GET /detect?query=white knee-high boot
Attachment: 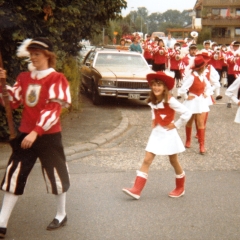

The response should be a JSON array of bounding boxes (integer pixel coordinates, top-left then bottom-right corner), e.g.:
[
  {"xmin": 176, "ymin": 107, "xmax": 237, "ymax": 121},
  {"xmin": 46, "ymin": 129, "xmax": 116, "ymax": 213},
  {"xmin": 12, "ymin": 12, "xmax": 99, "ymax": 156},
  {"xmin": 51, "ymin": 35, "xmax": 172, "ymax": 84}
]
[
  {"xmin": 55, "ymin": 192, "xmax": 66, "ymax": 222},
  {"xmin": 0, "ymin": 192, "xmax": 19, "ymax": 228}
]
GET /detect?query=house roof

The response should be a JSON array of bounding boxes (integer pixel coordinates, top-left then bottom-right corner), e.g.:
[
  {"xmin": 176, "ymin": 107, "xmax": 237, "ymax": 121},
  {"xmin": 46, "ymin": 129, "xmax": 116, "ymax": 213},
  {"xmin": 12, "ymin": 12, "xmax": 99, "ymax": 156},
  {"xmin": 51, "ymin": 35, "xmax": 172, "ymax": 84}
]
[{"xmin": 193, "ymin": 0, "xmax": 202, "ymax": 10}]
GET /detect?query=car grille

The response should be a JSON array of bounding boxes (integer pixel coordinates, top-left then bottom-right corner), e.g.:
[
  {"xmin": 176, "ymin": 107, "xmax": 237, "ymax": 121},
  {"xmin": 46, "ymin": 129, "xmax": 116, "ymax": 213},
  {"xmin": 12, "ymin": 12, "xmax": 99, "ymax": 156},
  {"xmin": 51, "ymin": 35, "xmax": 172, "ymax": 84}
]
[{"xmin": 117, "ymin": 81, "xmax": 149, "ymax": 89}]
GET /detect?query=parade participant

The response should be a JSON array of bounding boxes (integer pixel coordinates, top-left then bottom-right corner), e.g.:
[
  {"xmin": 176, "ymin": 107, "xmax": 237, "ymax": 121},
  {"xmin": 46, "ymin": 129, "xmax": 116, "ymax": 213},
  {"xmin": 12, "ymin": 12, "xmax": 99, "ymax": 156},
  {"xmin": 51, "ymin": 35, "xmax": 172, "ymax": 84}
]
[
  {"xmin": 168, "ymin": 42, "xmax": 183, "ymax": 98},
  {"xmin": 122, "ymin": 71, "xmax": 191, "ymax": 200},
  {"xmin": 152, "ymin": 39, "xmax": 168, "ymax": 71},
  {"xmin": 129, "ymin": 37, "xmax": 142, "ymax": 53},
  {"xmin": 225, "ymin": 73, "xmax": 240, "ymax": 123},
  {"xmin": 202, "ymin": 40, "xmax": 212, "ymax": 53},
  {"xmin": 180, "ymin": 43, "xmax": 198, "ymax": 77},
  {"xmin": 151, "ymin": 37, "xmax": 160, "ymax": 71},
  {"xmin": 193, "ymin": 53, "xmax": 220, "ymax": 139},
  {"xmin": 0, "ymin": 37, "xmax": 71, "ymax": 238},
  {"xmin": 225, "ymin": 41, "xmax": 240, "ymax": 108},
  {"xmin": 209, "ymin": 42, "xmax": 223, "ymax": 90},
  {"xmin": 220, "ymin": 44, "xmax": 228, "ymax": 87},
  {"xmin": 142, "ymin": 34, "xmax": 153, "ymax": 64},
  {"xmin": 179, "ymin": 55, "xmax": 212, "ymax": 154}
]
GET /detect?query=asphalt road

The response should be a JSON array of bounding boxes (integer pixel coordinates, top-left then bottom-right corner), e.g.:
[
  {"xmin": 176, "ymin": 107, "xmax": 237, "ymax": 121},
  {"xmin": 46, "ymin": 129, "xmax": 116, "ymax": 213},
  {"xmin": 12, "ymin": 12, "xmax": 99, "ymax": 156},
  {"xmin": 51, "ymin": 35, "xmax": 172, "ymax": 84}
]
[{"xmin": 0, "ymin": 86, "xmax": 240, "ymax": 240}]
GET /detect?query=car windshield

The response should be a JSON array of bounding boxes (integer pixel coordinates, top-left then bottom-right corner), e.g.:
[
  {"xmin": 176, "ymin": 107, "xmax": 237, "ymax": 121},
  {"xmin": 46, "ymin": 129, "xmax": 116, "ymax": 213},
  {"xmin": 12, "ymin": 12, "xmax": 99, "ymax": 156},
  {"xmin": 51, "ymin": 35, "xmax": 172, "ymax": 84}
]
[{"xmin": 94, "ymin": 53, "xmax": 149, "ymax": 70}]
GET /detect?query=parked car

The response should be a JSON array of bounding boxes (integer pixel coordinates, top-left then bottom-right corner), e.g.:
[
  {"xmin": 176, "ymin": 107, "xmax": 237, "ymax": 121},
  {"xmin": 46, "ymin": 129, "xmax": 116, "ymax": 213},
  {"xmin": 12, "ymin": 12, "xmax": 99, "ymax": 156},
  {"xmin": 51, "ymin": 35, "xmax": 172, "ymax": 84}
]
[{"xmin": 80, "ymin": 47, "xmax": 154, "ymax": 105}]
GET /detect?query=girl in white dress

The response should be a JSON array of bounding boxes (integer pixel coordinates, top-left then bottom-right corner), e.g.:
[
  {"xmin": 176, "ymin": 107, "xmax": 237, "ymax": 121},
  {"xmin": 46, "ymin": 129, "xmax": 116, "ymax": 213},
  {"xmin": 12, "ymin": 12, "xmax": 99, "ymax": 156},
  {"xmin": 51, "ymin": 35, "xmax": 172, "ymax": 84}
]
[
  {"xmin": 179, "ymin": 55, "xmax": 212, "ymax": 154},
  {"xmin": 122, "ymin": 72, "xmax": 192, "ymax": 199}
]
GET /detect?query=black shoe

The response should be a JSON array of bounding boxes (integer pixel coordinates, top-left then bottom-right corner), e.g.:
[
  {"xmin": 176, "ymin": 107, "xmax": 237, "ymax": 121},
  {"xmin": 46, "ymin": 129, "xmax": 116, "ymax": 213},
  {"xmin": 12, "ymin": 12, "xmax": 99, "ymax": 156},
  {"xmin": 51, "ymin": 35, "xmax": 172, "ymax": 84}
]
[
  {"xmin": 0, "ymin": 227, "xmax": 7, "ymax": 239},
  {"xmin": 216, "ymin": 95, "xmax": 222, "ymax": 100},
  {"xmin": 46, "ymin": 215, "xmax": 67, "ymax": 231}
]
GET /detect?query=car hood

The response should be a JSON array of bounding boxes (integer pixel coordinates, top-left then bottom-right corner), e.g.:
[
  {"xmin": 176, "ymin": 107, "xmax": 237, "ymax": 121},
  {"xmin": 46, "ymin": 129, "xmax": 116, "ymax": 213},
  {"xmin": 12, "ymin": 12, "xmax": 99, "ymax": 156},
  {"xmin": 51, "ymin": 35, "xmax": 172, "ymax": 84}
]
[{"xmin": 95, "ymin": 66, "xmax": 154, "ymax": 80}]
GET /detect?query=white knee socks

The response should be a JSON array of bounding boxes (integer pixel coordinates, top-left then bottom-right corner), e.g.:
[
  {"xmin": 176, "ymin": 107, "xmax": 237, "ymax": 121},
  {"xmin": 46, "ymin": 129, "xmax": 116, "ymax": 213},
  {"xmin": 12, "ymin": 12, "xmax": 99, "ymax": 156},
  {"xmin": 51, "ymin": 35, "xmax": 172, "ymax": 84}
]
[
  {"xmin": 0, "ymin": 192, "xmax": 19, "ymax": 228},
  {"xmin": 55, "ymin": 192, "xmax": 66, "ymax": 222}
]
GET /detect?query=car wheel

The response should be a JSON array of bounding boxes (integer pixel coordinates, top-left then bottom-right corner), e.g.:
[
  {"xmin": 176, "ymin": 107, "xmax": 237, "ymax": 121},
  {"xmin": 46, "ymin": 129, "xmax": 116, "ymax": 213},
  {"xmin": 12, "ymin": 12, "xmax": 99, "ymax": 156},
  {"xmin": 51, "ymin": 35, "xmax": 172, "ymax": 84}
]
[{"xmin": 92, "ymin": 83, "xmax": 102, "ymax": 105}]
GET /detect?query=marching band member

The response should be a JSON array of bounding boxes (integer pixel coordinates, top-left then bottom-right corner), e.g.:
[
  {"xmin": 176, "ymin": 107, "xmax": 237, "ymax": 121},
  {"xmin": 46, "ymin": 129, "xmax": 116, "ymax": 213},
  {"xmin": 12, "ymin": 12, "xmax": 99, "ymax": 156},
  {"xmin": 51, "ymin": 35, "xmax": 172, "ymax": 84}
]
[
  {"xmin": 0, "ymin": 37, "xmax": 71, "ymax": 238},
  {"xmin": 225, "ymin": 73, "xmax": 240, "ymax": 123},
  {"xmin": 225, "ymin": 41, "xmax": 240, "ymax": 108},
  {"xmin": 152, "ymin": 39, "xmax": 168, "ymax": 71},
  {"xmin": 142, "ymin": 34, "xmax": 153, "ymax": 65},
  {"xmin": 122, "ymin": 71, "xmax": 191, "ymax": 200},
  {"xmin": 209, "ymin": 42, "xmax": 223, "ymax": 89},
  {"xmin": 168, "ymin": 42, "xmax": 182, "ymax": 98},
  {"xmin": 220, "ymin": 44, "xmax": 228, "ymax": 87},
  {"xmin": 202, "ymin": 40, "xmax": 212, "ymax": 54},
  {"xmin": 179, "ymin": 55, "xmax": 213, "ymax": 154}
]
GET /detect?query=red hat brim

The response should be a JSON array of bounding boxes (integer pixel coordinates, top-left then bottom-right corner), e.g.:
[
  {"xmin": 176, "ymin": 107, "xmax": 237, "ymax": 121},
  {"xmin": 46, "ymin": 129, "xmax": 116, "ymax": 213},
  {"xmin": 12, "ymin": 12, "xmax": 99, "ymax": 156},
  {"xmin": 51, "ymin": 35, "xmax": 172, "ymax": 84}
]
[{"xmin": 146, "ymin": 72, "xmax": 175, "ymax": 90}]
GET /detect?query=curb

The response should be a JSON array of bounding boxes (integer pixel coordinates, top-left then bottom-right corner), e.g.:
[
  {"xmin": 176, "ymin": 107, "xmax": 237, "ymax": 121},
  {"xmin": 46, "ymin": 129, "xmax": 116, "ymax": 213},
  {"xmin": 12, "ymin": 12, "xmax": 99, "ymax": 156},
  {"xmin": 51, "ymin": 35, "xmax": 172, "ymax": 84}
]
[{"xmin": 65, "ymin": 111, "xmax": 129, "ymax": 161}]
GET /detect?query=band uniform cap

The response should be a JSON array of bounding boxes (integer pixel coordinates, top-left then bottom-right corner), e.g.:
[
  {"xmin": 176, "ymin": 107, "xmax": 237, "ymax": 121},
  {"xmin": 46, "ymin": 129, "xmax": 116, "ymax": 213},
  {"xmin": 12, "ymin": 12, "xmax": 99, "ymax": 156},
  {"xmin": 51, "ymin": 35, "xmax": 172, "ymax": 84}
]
[
  {"xmin": 210, "ymin": 42, "xmax": 218, "ymax": 48},
  {"xmin": 232, "ymin": 41, "xmax": 240, "ymax": 46},
  {"xmin": 146, "ymin": 71, "xmax": 175, "ymax": 91},
  {"xmin": 189, "ymin": 43, "xmax": 197, "ymax": 49},
  {"xmin": 191, "ymin": 55, "xmax": 207, "ymax": 70},
  {"xmin": 27, "ymin": 37, "xmax": 53, "ymax": 52},
  {"xmin": 203, "ymin": 40, "xmax": 211, "ymax": 45}
]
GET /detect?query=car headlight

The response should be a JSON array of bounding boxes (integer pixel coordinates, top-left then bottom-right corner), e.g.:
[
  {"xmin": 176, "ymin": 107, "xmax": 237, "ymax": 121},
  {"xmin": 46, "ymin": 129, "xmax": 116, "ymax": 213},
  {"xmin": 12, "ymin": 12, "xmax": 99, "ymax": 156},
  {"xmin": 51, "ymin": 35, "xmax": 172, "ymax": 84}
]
[{"xmin": 99, "ymin": 80, "xmax": 116, "ymax": 87}]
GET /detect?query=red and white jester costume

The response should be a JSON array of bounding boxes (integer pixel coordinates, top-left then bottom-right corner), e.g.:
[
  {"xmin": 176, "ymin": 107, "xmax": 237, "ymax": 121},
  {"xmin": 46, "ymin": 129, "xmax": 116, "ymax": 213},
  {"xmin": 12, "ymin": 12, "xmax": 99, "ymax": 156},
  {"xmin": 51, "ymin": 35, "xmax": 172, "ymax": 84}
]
[
  {"xmin": 0, "ymin": 37, "xmax": 71, "ymax": 238},
  {"xmin": 0, "ymin": 68, "xmax": 71, "ymax": 195}
]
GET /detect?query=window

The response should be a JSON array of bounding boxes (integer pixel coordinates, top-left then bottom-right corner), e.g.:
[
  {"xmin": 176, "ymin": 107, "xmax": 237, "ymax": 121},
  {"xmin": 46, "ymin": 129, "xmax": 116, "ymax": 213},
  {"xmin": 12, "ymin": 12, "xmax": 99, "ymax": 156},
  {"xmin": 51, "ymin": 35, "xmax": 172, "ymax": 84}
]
[
  {"xmin": 236, "ymin": 9, "xmax": 240, "ymax": 16},
  {"xmin": 235, "ymin": 28, "xmax": 240, "ymax": 36},
  {"xmin": 211, "ymin": 28, "xmax": 229, "ymax": 38},
  {"xmin": 212, "ymin": 8, "xmax": 220, "ymax": 15},
  {"xmin": 220, "ymin": 9, "xmax": 227, "ymax": 17}
]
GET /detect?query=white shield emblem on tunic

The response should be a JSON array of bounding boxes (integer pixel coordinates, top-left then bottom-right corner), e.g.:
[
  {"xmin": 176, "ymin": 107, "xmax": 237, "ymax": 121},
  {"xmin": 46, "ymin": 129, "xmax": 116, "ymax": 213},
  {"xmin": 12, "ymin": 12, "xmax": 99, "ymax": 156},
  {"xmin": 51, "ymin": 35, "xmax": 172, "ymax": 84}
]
[{"xmin": 26, "ymin": 84, "xmax": 42, "ymax": 107}]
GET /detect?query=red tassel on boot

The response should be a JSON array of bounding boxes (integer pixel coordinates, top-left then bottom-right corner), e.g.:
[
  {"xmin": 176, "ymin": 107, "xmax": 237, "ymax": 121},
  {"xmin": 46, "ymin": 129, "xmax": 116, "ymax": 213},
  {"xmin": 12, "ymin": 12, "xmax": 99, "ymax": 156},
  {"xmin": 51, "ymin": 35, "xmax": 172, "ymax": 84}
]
[
  {"xmin": 169, "ymin": 172, "xmax": 185, "ymax": 198},
  {"xmin": 185, "ymin": 126, "xmax": 192, "ymax": 148},
  {"xmin": 198, "ymin": 128, "xmax": 206, "ymax": 154},
  {"xmin": 122, "ymin": 171, "xmax": 147, "ymax": 200}
]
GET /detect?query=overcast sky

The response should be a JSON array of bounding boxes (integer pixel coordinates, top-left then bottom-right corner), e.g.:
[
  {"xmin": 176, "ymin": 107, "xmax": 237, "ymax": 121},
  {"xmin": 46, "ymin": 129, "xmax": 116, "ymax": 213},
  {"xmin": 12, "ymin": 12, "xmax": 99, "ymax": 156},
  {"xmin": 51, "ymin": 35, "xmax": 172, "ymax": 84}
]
[{"xmin": 122, "ymin": 0, "xmax": 197, "ymax": 16}]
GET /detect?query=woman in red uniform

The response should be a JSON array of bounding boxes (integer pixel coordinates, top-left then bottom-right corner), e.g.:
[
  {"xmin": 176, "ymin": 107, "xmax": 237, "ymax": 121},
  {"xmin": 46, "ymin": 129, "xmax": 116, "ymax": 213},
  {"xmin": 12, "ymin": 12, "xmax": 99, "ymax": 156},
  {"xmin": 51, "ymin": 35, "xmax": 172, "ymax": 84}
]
[
  {"xmin": 152, "ymin": 39, "xmax": 168, "ymax": 71},
  {"xmin": 0, "ymin": 37, "xmax": 71, "ymax": 238},
  {"xmin": 122, "ymin": 72, "xmax": 191, "ymax": 200},
  {"xmin": 179, "ymin": 55, "xmax": 212, "ymax": 154}
]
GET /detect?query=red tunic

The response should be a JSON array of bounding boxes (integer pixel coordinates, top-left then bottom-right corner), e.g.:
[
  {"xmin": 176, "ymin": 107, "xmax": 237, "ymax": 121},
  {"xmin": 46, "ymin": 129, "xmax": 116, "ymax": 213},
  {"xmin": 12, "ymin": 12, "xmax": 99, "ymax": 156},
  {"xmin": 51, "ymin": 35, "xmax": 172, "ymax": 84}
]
[
  {"xmin": 154, "ymin": 103, "xmax": 175, "ymax": 127},
  {"xmin": 189, "ymin": 74, "xmax": 206, "ymax": 96},
  {"xmin": 0, "ymin": 71, "xmax": 71, "ymax": 136}
]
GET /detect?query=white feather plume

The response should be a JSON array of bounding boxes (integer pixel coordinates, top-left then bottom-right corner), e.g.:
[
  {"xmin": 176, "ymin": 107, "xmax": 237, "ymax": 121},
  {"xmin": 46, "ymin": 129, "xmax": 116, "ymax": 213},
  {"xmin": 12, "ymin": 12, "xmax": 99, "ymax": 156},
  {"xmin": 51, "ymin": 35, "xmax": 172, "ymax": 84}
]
[{"xmin": 16, "ymin": 38, "xmax": 32, "ymax": 58}]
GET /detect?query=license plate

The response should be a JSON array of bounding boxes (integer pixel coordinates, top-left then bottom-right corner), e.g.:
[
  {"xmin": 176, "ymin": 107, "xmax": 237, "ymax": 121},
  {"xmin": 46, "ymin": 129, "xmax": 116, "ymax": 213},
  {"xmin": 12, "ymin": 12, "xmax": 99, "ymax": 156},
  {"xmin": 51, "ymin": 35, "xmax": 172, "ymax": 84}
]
[{"xmin": 128, "ymin": 94, "xmax": 140, "ymax": 99}]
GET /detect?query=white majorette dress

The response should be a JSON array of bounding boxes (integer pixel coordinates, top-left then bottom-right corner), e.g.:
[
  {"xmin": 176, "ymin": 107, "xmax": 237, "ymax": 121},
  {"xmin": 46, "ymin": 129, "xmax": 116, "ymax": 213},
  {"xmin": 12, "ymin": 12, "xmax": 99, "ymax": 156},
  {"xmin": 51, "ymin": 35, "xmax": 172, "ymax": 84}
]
[
  {"xmin": 225, "ymin": 75, "xmax": 240, "ymax": 123},
  {"xmin": 179, "ymin": 71, "xmax": 213, "ymax": 113},
  {"xmin": 145, "ymin": 96, "xmax": 192, "ymax": 155}
]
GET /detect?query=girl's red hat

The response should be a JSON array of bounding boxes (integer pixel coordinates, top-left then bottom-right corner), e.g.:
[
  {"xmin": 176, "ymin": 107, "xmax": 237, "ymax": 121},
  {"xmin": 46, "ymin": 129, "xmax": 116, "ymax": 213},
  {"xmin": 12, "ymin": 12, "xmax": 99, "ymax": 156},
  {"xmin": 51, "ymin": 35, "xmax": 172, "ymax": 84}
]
[
  {"xmin": 146, "ymin": 71, "xmax": 175, "ymax": 90},
  {"xmin": 191, "ymin": 55, "xmax": 207, "ymax": 70}
]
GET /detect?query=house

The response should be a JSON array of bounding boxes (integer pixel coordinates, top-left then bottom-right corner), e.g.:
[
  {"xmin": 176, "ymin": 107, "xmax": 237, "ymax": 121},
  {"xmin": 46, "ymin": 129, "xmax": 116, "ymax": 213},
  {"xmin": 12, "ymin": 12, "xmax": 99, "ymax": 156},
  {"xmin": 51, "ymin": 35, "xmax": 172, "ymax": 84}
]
[{"xmin": 192, "ymin": 0, "xmax": 240, "ymax": 45}]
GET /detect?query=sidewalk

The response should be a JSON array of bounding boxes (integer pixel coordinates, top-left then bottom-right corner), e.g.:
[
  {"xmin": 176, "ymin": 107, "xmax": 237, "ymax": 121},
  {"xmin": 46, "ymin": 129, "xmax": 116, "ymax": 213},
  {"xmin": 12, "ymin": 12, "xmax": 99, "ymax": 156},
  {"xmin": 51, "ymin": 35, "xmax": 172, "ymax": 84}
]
[{"xmin": 0, "ymin": 95, "xmax": 129, "ymax": 169}]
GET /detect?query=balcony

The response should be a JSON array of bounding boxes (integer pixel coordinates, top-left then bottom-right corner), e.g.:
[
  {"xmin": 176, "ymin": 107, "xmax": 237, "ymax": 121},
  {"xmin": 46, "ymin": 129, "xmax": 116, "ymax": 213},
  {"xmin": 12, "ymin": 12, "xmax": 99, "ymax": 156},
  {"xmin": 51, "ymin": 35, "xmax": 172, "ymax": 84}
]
[
  {"xmin": 202, "ymin": 17, "xmax": 240, "ymax": 26},
  {"xmin": 203, "ymin": 0, "xmax": 240, "ymax": 7},
  {"xmin": 210, "ymin": 37, "xmax": 240, "ymax": 45}
]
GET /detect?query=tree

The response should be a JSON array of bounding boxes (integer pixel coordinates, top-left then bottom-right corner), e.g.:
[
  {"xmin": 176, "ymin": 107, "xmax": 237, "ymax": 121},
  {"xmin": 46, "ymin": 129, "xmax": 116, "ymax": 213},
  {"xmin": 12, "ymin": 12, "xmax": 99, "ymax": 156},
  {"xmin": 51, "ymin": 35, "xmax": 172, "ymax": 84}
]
[
  {"xmin": 0, "ymin": 0, "xmax": 127, "ymax": 80},
  {"xmin": 0, "ymin": 0, "xmax": 127, "ymax": 140}
]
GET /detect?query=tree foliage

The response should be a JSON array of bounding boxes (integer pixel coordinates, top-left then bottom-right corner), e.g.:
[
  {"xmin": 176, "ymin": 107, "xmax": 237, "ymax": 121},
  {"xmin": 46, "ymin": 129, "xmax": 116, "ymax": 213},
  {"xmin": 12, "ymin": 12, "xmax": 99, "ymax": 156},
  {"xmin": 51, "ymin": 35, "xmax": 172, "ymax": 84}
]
[{"xmin": 0, "ymin": 0, "xmax": 127, "ymax": 81}]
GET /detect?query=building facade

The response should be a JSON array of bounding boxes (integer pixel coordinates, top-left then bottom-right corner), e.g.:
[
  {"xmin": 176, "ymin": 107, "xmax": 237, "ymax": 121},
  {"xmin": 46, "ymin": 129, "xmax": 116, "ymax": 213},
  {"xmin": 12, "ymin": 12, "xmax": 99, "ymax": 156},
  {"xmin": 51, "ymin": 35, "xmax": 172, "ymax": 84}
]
[{"xmin": 192, "ymin": 0, "xmax": 240, "ymax": 45}]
